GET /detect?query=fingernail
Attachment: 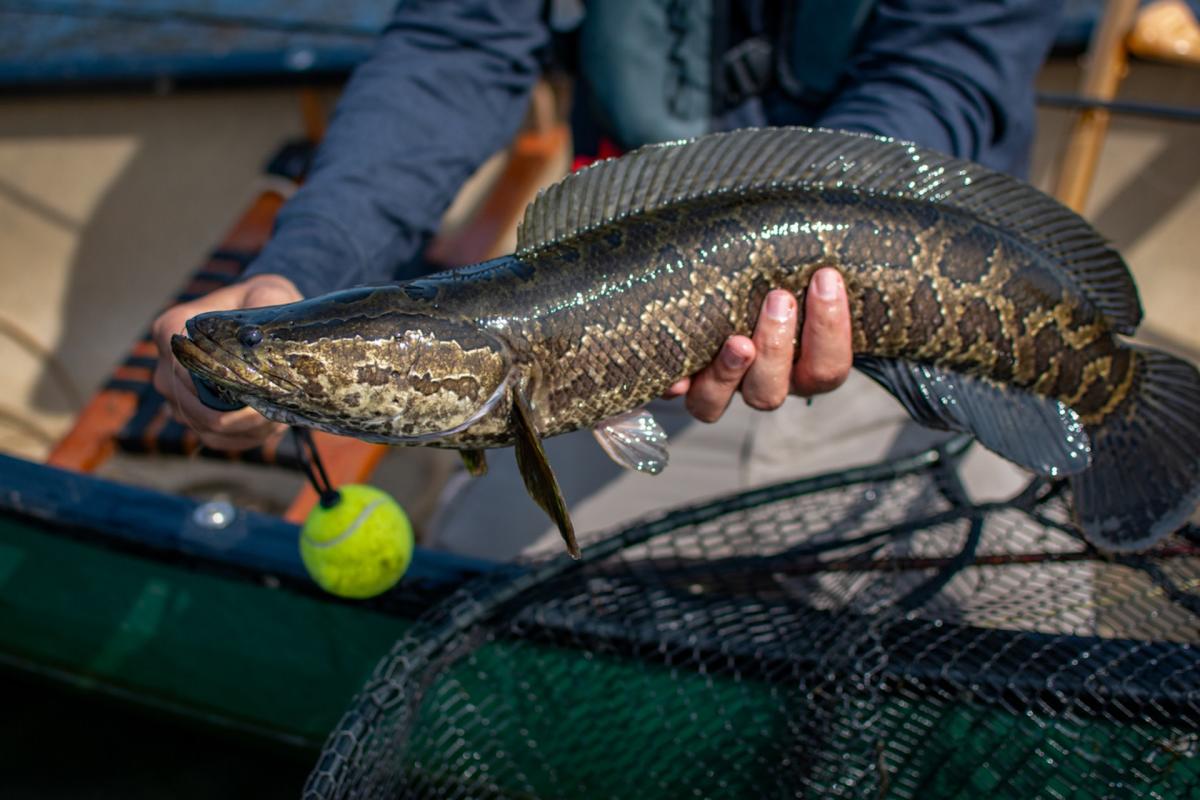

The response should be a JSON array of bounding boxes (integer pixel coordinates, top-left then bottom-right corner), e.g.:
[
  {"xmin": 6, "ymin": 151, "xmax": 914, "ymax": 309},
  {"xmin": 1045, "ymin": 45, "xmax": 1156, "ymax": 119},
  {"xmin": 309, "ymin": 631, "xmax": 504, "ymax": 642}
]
[
  {"xmin": 814, "ymin": 269, "xmax": 841, "ymax": 300},
  {"xmin": 721, "ymin": 345, "xmax": 750, "ymax": 369},
  {"xmin": 765, "ymin": 292, "xmax": 794, "ymax": 322}
]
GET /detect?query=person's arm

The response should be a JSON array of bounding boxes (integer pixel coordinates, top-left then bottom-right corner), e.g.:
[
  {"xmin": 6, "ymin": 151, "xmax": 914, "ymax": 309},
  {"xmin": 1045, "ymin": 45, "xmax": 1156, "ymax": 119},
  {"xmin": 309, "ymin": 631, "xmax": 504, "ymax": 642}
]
[
  {"xmin": 243, "ymin": 0, "xmax": 550, "ymax": 298},
  {"xmin": 153, "ymin": 1, "xmax": 549, "ymax": 450},
  {"xmin": 817, "ymin": 0, "xmax": 1064, "ymax": 176}
]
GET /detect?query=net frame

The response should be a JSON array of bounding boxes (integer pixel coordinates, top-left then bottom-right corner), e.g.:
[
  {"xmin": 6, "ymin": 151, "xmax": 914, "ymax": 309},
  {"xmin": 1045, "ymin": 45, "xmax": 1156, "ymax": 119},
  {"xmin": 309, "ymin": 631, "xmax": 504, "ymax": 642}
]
[{"xmin": 306, "ymin": 436, "xmax": 1199, "ymax": 799}]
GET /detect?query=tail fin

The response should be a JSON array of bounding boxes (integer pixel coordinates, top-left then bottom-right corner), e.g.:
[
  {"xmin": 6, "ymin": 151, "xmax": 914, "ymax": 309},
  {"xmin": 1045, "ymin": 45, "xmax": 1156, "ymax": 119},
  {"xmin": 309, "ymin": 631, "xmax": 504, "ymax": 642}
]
[{"xmin": 1071, "ymin": 347, "xmax": 1200, "ymax": 551}]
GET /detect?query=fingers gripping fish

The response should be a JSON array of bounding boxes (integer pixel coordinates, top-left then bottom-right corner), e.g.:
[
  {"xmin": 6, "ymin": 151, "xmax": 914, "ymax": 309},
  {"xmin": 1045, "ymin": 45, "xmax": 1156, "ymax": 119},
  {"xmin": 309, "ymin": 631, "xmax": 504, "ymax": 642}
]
[{"xmin": 173, "ymin": 127, "xmax": 1200, "ymax": 558}]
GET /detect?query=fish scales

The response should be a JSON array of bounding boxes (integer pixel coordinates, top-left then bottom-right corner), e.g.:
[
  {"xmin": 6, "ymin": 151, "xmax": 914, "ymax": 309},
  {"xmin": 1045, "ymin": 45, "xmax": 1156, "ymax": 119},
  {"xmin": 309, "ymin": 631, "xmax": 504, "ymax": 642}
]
[
  {"xmin": 172, "ymin": 126, "xmax": 1200, "ymax": 555},
  {"xmin": 396, "ymin": 187, "xmax": 1131, "ymax": 442}
]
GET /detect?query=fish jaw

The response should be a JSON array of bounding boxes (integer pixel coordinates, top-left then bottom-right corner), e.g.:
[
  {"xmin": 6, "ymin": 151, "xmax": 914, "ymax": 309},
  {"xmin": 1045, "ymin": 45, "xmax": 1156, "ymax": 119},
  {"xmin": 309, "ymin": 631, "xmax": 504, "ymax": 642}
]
[
  {"xmin": 171, "ymin": 329, "xmax": 377, "ymax": 436},
  {"xmin": 170, "ymin": 328, "xmax": 300, "ymax": 405}
]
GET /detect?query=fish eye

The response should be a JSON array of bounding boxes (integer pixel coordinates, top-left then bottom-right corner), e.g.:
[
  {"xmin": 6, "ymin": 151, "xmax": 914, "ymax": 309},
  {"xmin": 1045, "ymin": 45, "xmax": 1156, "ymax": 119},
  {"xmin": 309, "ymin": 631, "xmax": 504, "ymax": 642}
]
[{"xmin": 237, "ymin": 325, "xmax": 264, "ymax": 348}]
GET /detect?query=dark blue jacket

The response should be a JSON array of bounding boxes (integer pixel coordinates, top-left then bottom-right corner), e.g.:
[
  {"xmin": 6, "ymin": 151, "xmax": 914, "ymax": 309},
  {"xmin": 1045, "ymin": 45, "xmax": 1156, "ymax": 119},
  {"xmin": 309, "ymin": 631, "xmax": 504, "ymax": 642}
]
[{"xmin": 245, "ymin": 0, "xmax": 1063, "ymax": 298}]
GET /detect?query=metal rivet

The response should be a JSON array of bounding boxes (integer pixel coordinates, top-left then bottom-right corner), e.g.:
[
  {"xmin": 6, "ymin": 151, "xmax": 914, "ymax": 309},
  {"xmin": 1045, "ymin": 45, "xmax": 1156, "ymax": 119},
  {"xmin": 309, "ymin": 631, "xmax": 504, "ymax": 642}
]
[{"xmin": 192, "ymin": 500, "xmax": 236, "ymax": 530}]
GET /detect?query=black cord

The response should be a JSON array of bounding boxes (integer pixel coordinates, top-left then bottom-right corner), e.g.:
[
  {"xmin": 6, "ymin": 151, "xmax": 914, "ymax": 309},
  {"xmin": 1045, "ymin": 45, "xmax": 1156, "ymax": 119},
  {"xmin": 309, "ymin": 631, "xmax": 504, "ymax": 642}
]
[{"xmin": 292, "ymin": 427, "xmax": 341, "ymax": 509}]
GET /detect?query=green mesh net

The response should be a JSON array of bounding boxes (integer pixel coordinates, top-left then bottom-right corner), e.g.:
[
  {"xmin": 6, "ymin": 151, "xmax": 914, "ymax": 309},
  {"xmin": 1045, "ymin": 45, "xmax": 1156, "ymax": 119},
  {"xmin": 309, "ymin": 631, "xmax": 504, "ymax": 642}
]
[{"xmin": 305, "ymin": 437, "xmax": 1199, "ymax": 799}]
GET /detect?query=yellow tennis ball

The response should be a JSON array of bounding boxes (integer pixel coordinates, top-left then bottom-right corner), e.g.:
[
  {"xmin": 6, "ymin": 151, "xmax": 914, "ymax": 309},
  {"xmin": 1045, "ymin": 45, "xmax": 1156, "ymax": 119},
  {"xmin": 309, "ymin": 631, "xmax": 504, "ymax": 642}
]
[{"xmin": 299, "ymin": 484, "xmax": 413, "ymax": 599}]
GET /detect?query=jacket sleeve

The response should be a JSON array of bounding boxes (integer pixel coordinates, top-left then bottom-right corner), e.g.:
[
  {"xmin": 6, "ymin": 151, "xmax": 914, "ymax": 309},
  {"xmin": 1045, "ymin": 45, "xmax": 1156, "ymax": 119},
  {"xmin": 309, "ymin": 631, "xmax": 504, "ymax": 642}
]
[
  {"xmin": 816, "ymin": 0, "xmax": 1063, "ymax": 176},
  {"xmin": 243, "ymin": 0, "xmax": 548, "ymax": 298}
]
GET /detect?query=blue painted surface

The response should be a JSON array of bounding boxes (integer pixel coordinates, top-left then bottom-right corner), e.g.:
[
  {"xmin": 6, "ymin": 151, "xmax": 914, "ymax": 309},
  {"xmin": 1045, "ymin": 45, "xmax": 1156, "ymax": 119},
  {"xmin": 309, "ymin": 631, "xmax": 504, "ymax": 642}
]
[
  {"xmin": 0, "ymin": 451, "xmax": 497, "ymax": 593},
  {"xmin": 0, "ymin": 0, "xmax": 396, "ymax": 85}
]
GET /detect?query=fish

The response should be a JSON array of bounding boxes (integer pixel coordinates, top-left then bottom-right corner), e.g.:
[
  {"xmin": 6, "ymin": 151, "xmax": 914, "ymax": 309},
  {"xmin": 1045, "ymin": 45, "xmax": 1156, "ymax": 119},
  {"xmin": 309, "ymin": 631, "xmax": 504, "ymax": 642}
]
[{"xmin": 172, "ymin": 126, "xmax": 1200, "ymax": 559}]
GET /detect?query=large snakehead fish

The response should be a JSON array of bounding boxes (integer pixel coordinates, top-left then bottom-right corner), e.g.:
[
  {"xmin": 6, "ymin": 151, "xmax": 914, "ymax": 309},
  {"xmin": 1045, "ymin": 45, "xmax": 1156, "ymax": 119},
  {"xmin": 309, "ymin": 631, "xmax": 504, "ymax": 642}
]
[{"xmin": 173, "ymin": 127, "xmax": 1200, "ymax": 558}]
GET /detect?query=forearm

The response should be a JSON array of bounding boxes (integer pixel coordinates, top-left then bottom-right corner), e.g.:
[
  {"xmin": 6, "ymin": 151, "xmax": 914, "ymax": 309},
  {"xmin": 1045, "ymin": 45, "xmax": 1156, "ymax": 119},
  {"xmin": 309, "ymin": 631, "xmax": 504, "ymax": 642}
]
[
  {"xmin": 817, "ymin": 0, "xmax": 1064, "ymax": 176},
  {"xmin": 245, "ymin": 0, "xmax": 548, "ymax": 297}
]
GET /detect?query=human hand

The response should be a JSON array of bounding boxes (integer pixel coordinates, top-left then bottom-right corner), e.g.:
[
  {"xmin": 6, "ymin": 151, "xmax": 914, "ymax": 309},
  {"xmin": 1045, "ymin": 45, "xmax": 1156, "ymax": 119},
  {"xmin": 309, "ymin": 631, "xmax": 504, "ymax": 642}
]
[
  {"xmin": 151, "ymin": 273, "xmax": 303, "ymax": 451},
  {"xmin": 665, "ymin": 267, "xmax": 852, "ymax": 422}
]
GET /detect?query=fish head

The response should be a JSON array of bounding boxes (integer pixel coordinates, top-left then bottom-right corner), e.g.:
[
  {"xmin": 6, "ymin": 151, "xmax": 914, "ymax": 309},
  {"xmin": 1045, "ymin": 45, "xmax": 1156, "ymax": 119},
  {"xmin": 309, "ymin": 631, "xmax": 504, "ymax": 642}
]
[{"xmin": 171, "ymin": 287, "xmax": 513, "ymax": 442}]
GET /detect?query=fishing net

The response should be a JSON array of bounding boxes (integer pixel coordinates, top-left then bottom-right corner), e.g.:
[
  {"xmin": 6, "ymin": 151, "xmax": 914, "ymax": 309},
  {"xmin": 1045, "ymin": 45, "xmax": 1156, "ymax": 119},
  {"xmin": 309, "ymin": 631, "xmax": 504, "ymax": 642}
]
[{"xmin": 305, "ymin": 436, "xmax": 1200, "ymax": 799}]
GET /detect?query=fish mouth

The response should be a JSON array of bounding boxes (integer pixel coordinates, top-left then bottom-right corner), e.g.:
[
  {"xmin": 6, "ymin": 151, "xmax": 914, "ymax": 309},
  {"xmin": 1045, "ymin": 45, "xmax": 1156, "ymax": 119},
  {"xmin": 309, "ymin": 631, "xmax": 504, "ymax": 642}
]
[{"xmin": 170, "ymin": 327, "xmax": 298, "ymax": 401}]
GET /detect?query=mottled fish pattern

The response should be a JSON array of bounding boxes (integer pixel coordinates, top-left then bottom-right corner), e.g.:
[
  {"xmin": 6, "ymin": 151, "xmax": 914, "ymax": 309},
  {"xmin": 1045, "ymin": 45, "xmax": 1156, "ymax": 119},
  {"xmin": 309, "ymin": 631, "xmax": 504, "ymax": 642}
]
[{"xmin": 174, "ymin": 127, "xmax": 1200, "ymax": 557}]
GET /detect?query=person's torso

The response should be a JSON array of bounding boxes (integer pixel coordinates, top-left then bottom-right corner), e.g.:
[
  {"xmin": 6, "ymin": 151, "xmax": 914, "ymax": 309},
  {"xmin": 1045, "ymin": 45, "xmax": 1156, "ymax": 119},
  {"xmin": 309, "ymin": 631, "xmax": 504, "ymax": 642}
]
[{"xmin": 574, "ymin": 0, "xmax": 876, "ymax": 148}]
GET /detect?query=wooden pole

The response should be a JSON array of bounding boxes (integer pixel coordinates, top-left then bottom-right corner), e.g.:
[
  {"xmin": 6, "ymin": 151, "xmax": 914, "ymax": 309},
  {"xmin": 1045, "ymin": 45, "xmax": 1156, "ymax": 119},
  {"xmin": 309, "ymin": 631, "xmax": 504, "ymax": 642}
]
[{"xmin": 1054, "ymin": 0, "xmax": 1141, "ymax": 213}]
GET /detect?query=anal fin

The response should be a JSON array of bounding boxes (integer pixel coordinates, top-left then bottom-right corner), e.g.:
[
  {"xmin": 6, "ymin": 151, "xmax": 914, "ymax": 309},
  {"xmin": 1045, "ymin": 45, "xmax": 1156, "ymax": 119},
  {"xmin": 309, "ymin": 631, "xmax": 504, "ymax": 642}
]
[
  {"xmin": 511, "ymin": 388, "xmax": 580, "ymax": 559},
  {"xmin": 855, "ymin": 356, "xmax": 1092, "ymax": 477}
]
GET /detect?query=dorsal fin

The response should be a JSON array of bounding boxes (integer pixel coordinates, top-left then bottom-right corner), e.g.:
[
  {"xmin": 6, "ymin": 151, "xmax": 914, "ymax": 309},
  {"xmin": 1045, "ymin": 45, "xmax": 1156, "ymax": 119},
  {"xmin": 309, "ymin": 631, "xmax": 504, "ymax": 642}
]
[{"xmin": 516, "ymin": 127, "xmax": 1141, "ymax": 333}]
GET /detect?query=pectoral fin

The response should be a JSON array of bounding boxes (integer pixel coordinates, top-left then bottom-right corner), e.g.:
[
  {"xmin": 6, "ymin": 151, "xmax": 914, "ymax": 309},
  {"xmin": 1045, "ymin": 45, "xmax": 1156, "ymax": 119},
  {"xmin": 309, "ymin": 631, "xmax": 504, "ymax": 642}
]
[
  {"xmin": 593, "ymin": 408, "xmax": 669, "ymax": 474},
  {"xmin": 459, "ymin": 449, "xmax": 488, "ymax": 477},
  {"xmin": 511, "ymin": 388, "xmax": 580, "ymax": 559}
]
